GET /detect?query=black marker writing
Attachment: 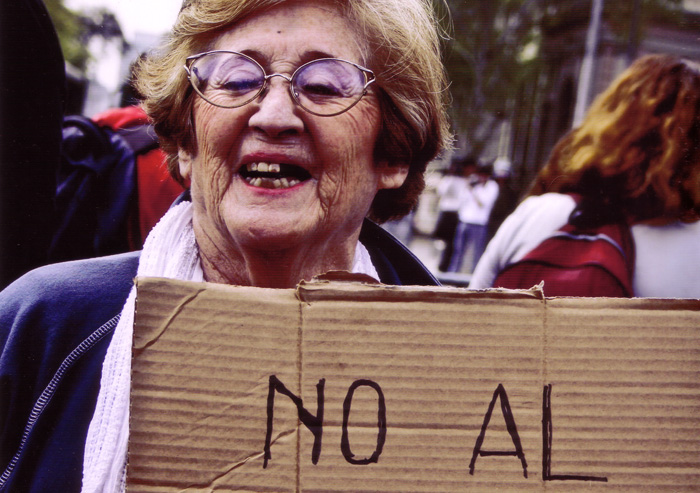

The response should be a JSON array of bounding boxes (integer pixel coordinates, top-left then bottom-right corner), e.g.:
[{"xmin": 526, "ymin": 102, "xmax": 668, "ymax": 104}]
[
  {"xmin": 469, "ymin": 383, "xmax": 528, "ymax": 478},
  {"xmin": 341, "ymin": 379, "xmax": 387, "ymax": 465},
  {"xmin": 542, "ymin": 384, "xmax": 607, "ymax": 482},
  {"xmin": 263, "ymin": 375, "xmax": 325, "ymax": 468}
]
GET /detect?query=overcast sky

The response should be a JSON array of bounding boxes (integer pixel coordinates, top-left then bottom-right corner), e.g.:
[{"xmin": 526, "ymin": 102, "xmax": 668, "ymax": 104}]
[{"xmin": 65, "ymin": 0, "xmax": 181, "ymax": 39}]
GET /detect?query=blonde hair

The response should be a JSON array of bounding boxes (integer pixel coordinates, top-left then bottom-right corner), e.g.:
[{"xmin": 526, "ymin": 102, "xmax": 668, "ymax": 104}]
[
  {"xmin": 530, "ymin": 54, "xmax": 700, "ymax": 224},
  {"xmin": 135, "ymin": 0, "xmax": 452, "ymax": 222}
]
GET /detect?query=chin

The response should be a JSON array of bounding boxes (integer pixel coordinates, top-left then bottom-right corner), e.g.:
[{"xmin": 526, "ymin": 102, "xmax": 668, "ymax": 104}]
[{"xmin": 236, "ymin": 221, "xmax": 313, "ymax": 251}]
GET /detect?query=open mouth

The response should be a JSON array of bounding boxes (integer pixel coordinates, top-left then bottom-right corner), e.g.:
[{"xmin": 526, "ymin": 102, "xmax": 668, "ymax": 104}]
[{"xmin": 240, "ymin": 162, "xmax": 312, "ymax": 190}]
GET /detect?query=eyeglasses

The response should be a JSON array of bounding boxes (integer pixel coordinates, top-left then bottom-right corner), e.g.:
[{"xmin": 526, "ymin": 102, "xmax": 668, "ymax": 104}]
[{"xmin": 184, "ymin": 50, "xmax": 376, "ymax": 117}]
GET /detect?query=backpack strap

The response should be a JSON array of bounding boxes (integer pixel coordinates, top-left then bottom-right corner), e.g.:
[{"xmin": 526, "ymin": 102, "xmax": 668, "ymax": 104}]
[
  {"xmin": 116, "ymin": 124, "xmax": 159, "ymax": 156},
  {"xmin": 557, "ymin": 221, "xmax": 636, "ymax": 296},
  {"xmin": 50, "ymin": 116, "xmax": 139, "ymax": 262},
  {"xmin": 565, "ymin": 194, "xmax": 636, "ymax": 292}
]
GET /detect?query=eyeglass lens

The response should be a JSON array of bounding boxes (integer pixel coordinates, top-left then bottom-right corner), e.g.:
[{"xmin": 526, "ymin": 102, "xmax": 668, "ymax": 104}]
[{"xmin": 188, "ymin": 52, "xmax": 369, "ymax": 115}]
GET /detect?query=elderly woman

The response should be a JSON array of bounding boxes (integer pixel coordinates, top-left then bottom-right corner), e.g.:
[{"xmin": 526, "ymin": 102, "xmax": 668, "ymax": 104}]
[
  {"xmin": 0, "ymin": 0, "xmax": 450, "ymax": 490},
  {"xmin": 470, "ymin": 55, "xmax": 700, "ymax": 297}
]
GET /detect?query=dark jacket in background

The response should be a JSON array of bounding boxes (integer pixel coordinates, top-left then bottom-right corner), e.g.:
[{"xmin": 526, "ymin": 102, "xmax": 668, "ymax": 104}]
[{"xmin": 0, "ymin": 0, "xmax": 65, "ymax": 289}]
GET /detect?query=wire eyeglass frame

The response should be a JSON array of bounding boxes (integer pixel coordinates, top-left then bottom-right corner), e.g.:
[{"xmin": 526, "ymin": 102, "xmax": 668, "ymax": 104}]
[{"xmin": 184, "ymin": 50, "xmax": 377, "ymax": 117}]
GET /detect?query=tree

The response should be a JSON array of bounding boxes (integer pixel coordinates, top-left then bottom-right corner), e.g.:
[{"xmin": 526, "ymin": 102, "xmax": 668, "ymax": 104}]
[
  {"xmin": 44, "ymin": 0, "xmax": 124, "ymax": 72},
  {"xmin": 442, "ymin": 0, "xmax": 684, "ymax": 161},
  {"xmin": 44, "ymin": 0, "xmax": 90, "ymax": 70},
  {"xmin": 443, "ymin": 0, "xmax": 544, "ymax": 158}
]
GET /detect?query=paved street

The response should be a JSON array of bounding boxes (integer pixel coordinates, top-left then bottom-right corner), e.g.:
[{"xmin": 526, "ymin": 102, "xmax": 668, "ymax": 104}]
[{"xmin": 402, "ymin": 233, "xmax": 473, "ymax": 287}]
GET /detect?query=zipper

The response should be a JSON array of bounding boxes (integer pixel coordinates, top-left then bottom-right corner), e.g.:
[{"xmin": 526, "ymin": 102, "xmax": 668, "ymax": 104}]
[{"xmin": 0, "ymin": 315, "xmax": 120, "ymax": 490}]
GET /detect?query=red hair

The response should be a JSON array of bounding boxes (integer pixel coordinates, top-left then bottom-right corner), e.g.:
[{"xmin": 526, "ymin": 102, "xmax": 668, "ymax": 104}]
[{"xmin": 530, "ymin": 55, "xmax": 700, "ymax": 224}]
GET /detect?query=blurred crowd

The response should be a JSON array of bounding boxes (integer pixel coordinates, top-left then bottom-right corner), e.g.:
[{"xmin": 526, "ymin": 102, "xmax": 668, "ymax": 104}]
[{"xmin": 432, "ymin": 155, "xmax": 516, "ymax": 275}]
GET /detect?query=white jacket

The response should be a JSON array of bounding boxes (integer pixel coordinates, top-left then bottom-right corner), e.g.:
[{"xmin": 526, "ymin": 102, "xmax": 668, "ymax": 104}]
[{"xmin": 469, "ymin": 193, "xmax": 700, "ymax": 298}]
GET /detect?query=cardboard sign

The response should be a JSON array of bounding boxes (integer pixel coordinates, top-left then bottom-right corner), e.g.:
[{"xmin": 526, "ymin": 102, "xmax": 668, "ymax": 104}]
[{"xmin": 129, "ymin": 277, "xmax": 700, "ymax": 491}]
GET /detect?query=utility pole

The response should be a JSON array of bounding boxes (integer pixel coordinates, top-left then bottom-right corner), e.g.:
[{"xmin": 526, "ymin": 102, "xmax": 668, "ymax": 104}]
[
  {"xmin": 573, "ymin": 0, "xmax": 604, "ymax": 127},
  {"xmin": 627, "ymin": 0, "xmax": 642, "ymax": 63}
]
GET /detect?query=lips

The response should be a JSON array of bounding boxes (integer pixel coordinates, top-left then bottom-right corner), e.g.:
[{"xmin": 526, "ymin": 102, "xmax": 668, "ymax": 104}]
[{"xmin": 239, "ymin": 162, "xmax": 312, "ymax": 189}]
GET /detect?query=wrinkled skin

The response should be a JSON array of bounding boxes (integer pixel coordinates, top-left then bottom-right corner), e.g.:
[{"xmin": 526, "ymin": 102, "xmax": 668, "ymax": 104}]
[{"xmin": 178, "ymin": 0, "xmax": 408, "ymax": 288}]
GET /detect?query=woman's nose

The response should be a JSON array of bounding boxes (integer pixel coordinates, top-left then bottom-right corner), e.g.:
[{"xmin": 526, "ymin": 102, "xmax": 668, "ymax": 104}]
[{"xmin": 248, "ymin": 77, "xmax": 305, "ymax": 137}]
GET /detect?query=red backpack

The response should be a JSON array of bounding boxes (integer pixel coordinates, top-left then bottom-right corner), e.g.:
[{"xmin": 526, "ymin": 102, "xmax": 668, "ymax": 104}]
[
  {"xmin": 50, "ymin": 106, "xmax": 183, "ymax": 263},
  {"xmin": 493, "ymin": 201, "xmax": 635, "ymax": 297}
]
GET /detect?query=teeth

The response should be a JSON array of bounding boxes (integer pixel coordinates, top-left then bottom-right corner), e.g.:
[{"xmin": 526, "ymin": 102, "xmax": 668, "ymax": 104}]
[
  {"xmin": 244, "ymin": 175, "xmax": 302, "ymax": 190},
  {"xmin": 245, "ymin": 162, "xmax": 280, "ymax": 173},
  {"xmin": 243, "ymin": 162, "xmax": 306, "ymax": 189}
]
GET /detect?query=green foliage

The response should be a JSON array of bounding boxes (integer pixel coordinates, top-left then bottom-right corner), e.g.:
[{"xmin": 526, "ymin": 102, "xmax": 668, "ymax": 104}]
[
  {"xmin": 44, "ymin": 0, "xmax": 91, "ymax": 71},
  {"xmin": 605, "ymin": 0, "xmax": 683, "ymax": 46},
  {"xmin": 44, "ymin": 0, "xmax": 125, "ymax": 72},
  {"xmin": 443, "ymin": 0, "xmax": 684, "ymax": 158},
  {"xmin": 444, "ymin": 0, "xmax": 545, "ymax": 156},
  {"xmin": 538, "ymin": 0, "xmax": 683, "ymax": 40}
]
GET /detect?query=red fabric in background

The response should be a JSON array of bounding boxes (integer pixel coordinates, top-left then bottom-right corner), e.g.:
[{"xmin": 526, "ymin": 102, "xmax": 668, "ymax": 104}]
[{"xmin": 93, "ymin": 106, "xmax": 184, "ymax": 245}]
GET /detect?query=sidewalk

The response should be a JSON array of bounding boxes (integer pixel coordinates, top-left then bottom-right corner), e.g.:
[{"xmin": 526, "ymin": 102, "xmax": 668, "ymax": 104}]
[{"xmin": 404, "ymin": 234, "xmax": 472, "ymax": 287}]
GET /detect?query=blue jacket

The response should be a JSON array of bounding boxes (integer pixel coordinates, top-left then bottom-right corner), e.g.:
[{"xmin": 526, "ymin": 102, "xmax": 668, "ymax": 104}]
[{"xmin": 0, "ymin": 219, "xmax": 437, "ymax": 492}]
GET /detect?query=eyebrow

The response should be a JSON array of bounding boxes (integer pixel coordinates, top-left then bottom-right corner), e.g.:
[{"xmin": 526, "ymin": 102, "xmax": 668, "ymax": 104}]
[{"xmin": 238, "ymin": 49, "xmax": 340, "ymax": 69}]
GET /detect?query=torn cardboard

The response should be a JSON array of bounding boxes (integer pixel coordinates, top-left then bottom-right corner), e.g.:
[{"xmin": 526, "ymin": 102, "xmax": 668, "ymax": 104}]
[{"xmin": 129, "ymin": 277, "xmax": 700, "ymax": 492}]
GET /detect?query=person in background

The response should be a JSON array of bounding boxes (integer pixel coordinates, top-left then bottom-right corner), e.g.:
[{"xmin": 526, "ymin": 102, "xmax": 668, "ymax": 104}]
[
  {"xmin": 100, "ymin": 60, "xmax": 185, "ymax": 247},
  {"xmin": 448, "ymin": 160, "xmax": 499, "ymax": 273},
  {"xmin": 0, "ymin": 0, "xmax": 451, "ymax": 490},
  {"xmin": 469, "ymin": 54, "xmax": 700, "ymax": 298},
  {"xmin": 90, "ymin": 105, "xmax": 185, "ymax": 245},
  {"xmin": 91, "ymin": 57, "xmax": 185, "ymax": 251},
  {"xmin": 0, "ymin": 0, "xmax": 64, "ymax": 289},
  {"xmin": 486, "ymin": 157, "xmax": 519, "ymax": 243},
  {"xmin": 433, "ymin": 156, "xmax": 474, "ymax": 272}
]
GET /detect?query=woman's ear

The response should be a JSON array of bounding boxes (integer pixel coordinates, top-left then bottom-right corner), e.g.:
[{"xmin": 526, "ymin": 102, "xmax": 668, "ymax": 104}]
[
  {"xmin": 377, "ymin": 162, "xmax": 409, "ymax": 190},
  {"xmin": 178, "ymin": 148, "xmax": 193, "ymax": 186}
]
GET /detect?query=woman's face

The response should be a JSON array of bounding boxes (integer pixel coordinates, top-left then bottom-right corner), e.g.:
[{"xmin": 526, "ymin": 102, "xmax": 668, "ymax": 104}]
[{"xmin": 179, "ymin": 0, "xmax": 408, "ymax": 261}]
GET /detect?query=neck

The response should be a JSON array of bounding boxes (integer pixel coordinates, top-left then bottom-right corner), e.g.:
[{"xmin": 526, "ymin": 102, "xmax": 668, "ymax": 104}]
[{"xmin": 195, "ymin": 227, "xmax": 360, "ymax": 289}]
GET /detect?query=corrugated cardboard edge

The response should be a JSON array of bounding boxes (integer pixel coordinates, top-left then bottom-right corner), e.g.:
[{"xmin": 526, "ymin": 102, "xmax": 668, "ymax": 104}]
[{"xmin": 297, "ymin": 273, "xmax": 545, "ymax": 303}]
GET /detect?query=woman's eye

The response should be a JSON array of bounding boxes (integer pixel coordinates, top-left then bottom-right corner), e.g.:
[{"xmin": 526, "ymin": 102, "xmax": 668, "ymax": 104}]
[
  {"xmin": 301, "ymin": 82, "xmax": 342, "ymax": 98},
  {"xmin": 221, "ymin": 78, "xmax": 262, "ymax": 93}
]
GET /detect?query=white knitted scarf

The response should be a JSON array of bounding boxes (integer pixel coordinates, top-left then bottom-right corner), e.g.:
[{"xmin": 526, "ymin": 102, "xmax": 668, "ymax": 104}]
[{"xmin": 81, "ymin": 201, "xmax": 378, "ymax": 492}]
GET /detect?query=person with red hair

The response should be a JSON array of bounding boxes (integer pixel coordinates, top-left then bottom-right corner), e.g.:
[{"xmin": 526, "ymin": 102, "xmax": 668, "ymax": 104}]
[{"xmin": 470, "ymin": 54, "xmax": 700, "ymax": 297}]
